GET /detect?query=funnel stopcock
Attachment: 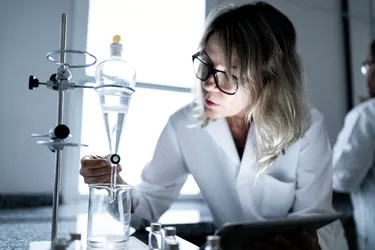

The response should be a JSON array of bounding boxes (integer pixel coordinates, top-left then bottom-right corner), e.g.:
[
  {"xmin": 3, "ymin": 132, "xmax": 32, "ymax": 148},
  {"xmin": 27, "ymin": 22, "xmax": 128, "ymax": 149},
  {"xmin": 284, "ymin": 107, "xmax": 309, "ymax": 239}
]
[{"xmin": 109, "ymin": 154, "xmax": 121, "ymax": 164}]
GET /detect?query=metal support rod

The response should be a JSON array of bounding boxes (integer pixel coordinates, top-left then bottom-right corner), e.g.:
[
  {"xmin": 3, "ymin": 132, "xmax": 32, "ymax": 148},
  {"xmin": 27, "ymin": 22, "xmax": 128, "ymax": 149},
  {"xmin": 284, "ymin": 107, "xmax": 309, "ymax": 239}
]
[
  {"xmin": 341, "ymin": 0, "xmax": 354, "ymax": 110},
  {"xmin": 370, "ymin": 0, "xmax": 375, "ymax": 40},
  {"xmin": 51, "ymin": 13, "xmax": 67, "ymax": 242}
]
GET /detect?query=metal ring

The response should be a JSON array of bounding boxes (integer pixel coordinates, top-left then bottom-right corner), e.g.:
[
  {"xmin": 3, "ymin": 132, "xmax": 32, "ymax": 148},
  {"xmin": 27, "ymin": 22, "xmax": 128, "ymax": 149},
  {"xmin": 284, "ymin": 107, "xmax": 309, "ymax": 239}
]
[
  {"xmin": 36, "ymin": 141, "xmax": 89, "ymax": 147},
  {"xmin": 46, "ymin": 49, "xmax": 97, "ymax": 69},
  {"xmin": 94, "ymin": 85, "xmax": 136, "ymax": 94}
]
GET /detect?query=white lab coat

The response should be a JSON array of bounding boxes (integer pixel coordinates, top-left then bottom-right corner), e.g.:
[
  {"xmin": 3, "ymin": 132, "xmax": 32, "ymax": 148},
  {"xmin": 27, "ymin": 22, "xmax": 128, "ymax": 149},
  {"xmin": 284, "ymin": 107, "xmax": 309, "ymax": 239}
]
[
  {"xmin": 131, "ymin": 102, "xmax": 348, "ymax": 250},
  {"xmin": 333, "ymin": 98, "xmax": 375, "ymax": 250}
]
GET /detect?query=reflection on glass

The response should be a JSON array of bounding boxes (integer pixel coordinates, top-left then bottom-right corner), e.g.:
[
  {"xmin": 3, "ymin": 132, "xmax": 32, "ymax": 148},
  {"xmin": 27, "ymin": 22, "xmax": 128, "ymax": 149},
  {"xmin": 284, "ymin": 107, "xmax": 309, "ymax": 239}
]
[{"xmin": 87, "ymin": 184, "xmax": 133, "ymax": 250}]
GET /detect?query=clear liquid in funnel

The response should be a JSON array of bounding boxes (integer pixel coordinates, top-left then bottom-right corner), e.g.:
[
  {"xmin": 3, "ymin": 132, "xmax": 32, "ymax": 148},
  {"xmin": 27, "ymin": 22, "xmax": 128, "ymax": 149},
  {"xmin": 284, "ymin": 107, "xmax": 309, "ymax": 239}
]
[
  {"xmin": 99, "ymin": 90, "xmax": 132, "ymax": 154},
  {"xmin": 97, "ymin": 85, "xmax": 133, "ymax": 202}
]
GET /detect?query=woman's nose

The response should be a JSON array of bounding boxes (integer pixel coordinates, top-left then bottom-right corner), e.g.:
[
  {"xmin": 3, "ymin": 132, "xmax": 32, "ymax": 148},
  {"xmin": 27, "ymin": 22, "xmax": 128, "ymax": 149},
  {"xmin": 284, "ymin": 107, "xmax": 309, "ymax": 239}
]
[{"xmin": 202, "ymin": 74, "xmax": 219, "ymax": 92}]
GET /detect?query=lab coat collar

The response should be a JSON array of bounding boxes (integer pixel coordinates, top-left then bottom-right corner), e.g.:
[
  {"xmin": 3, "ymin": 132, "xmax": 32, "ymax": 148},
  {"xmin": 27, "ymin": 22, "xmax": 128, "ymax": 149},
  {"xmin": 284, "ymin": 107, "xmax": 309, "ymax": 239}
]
[
  {"xmin": 204, "ymin": 118, "xmax": 258, "ymax": 180},
  {"xmin": 205, "ymin": 118, "xmax": 241, "ymax": 166}
]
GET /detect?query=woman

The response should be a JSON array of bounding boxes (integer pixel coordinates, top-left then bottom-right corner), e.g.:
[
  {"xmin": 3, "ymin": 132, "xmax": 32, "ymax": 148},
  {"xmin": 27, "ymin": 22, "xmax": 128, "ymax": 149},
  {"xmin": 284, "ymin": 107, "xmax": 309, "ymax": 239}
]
[{"xmin": 81, "ymin": 2, "xmax": 348, "ymax": 249}]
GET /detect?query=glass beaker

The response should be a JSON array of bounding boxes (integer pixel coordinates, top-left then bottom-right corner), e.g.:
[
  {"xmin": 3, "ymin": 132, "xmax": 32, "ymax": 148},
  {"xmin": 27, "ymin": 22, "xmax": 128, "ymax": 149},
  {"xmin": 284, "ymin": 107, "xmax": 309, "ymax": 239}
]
[{"xmin": 87, "ymin": 184, "xmax": 133, "ymax": 249}]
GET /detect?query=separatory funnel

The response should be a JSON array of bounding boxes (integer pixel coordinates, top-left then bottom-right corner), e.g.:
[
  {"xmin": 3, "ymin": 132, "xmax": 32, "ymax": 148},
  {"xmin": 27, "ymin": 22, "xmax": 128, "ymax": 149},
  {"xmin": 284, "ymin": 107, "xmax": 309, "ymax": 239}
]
[
  {"xmin": 86, "ymin": 35, "xmax": 136, "ymax": 249},
  {"xmin": 94, "ymin": 35, "xmax": 136, "ymax": 196}
]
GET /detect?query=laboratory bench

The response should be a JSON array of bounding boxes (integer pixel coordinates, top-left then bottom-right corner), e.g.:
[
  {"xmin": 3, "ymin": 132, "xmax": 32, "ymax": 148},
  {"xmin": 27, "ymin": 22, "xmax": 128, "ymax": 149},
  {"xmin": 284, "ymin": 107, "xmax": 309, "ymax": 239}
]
[
  {"xmin": 0, "ymin": 200, "xmax": 215, "ymax": 250},
  {"xmin": 0, "ymin": 192, "xmax": 356, "ymax": 250}
]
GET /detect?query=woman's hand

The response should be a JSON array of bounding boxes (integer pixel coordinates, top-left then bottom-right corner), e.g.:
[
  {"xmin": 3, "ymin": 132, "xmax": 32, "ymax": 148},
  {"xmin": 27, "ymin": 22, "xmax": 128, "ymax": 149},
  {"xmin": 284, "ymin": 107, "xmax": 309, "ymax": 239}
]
[
  {"xmin": 80, "ymin": 155, "xmax": 123, "ymax": 184},
  {"xmin": 244, "ymin": 229, "xmax": 320, "ymax": 250},
  {"xmin": 81, "ymin": 155, "xmax": 136, "ymax": 213},
  {"xmin": 272, "ymin": 229, "xmax": 320, "ymax": 250}
]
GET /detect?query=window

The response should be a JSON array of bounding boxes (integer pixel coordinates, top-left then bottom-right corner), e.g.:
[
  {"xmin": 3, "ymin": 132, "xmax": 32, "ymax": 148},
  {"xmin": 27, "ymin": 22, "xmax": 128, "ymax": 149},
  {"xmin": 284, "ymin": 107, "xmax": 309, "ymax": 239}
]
[
  {"xmin": 85, "ymin": 0, "xmax": 206, "ymax": 89},
  {"xmin": 79, "ymin": 87, "xmax": 199, "ymax": 195},
  {"xmin": 72, "ymin": 0, "xmax": 208, "ymax": 199}
]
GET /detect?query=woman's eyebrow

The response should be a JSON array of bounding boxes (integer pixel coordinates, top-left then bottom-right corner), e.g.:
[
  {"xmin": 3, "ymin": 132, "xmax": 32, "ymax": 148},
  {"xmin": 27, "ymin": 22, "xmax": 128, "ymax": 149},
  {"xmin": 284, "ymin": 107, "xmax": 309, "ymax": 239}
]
[{"xmin": 201, "ymin": 49, "xmax": 214, "ymax": 64}]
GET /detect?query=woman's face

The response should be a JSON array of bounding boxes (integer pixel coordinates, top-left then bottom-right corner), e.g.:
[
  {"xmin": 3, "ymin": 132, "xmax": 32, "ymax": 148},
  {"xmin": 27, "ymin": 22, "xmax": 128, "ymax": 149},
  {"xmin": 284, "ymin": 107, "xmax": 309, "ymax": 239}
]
[{"xmin": 202, "ymin": 33, "xmax": 250, "ymax": 120}]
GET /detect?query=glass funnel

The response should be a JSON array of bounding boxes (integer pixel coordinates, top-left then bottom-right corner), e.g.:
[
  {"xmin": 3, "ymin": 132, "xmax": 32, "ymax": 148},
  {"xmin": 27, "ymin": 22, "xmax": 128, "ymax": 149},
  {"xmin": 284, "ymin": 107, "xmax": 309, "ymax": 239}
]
[
  {"xmin": 87, "ymin": 184, "xmax": 133, "ymax": 250},
  {"xmin": 94, "ymin": 35, "xmax": 136, "ymax": 192}
]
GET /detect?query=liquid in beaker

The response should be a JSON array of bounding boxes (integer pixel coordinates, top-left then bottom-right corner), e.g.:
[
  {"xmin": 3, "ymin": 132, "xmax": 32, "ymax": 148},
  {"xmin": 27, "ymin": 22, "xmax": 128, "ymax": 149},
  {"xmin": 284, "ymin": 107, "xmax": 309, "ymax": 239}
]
[{"xmin": 87, "ymin": 184, "xmax": 133, "ymax": 249}]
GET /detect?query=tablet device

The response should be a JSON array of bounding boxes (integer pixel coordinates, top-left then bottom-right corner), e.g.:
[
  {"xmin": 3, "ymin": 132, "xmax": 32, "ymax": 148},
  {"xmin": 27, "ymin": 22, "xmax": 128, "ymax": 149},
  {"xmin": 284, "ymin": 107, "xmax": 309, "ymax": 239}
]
[{"xmin": 209, "ymin": 212, "xmax": 346, "ymax": 250}]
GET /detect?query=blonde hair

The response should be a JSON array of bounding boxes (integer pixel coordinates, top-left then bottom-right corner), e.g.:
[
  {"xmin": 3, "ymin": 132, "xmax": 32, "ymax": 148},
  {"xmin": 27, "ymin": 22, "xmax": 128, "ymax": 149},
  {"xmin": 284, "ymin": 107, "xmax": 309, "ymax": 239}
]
[{"xmin": 193, "ymin": 1, "xmax": 309, "ymax": 175}]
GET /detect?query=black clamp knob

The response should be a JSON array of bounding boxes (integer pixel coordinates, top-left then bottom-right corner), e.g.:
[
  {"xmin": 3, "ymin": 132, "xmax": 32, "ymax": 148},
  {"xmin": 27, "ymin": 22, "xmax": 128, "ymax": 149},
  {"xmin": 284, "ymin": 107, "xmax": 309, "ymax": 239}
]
[
  {"xmin": 109, "ymin": 154, "xmax": 121, "ymax": 164},
  {"xmin": 29, "ymin": 75, "xmax": 39, "ymax": 90},
  {"xmin": 54, "ymin": 124, "xmax": 70, "ymax": 140},
  {"xmin": 49, "ymin": 73, "xmax": 59, "ymax": 91}
]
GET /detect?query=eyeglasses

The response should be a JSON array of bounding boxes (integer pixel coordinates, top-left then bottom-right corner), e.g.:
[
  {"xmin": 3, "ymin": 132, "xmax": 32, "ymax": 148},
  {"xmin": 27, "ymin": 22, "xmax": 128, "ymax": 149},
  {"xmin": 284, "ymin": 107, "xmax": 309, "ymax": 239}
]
[
  {"xmin": 192, "ymin": 52, "xmax": 239, "ymax": 95},
  {"xmin": 361, "ymin": 60, "xmax": 374, "ymax": 76}
]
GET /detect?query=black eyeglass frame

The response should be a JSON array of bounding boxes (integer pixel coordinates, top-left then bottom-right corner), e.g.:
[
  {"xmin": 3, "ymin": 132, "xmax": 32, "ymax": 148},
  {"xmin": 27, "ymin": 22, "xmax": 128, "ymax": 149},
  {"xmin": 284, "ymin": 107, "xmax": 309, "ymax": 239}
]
[
  {"xmin": 361, "ymin": 59, "xmax": 375, "ymax": 76},
  {"xmin": 192, "ymin": 52, "xmax": 239, "ymax": 95}
]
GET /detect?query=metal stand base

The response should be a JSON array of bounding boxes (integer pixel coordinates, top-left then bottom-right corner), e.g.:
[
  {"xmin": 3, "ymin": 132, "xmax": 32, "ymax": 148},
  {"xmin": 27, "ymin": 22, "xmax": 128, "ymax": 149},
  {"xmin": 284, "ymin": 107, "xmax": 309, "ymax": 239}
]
[{"xmin": 29, "ymin": 236, "xmax": 149, "ymax": 250}]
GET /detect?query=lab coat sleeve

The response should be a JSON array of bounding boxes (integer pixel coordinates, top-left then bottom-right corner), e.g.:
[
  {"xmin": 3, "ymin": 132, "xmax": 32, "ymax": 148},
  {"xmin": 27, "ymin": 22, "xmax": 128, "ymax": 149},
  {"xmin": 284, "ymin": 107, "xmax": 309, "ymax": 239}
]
[
  {"xmin": 130, "ymin": 118, "xmax": 189, "ymax": 229},
  {"xmin": 332, "ymin": 109, "xmax": 375, "ymax": 192},
  {"xmin": 287, "ymin": 115, "xmax": 339, "ymax": 250}
]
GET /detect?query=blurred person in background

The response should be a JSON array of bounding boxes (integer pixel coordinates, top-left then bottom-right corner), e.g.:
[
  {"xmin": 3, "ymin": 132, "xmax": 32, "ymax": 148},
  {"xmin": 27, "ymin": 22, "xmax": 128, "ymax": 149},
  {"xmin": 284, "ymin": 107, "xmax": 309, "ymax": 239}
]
[{"xmin": 333, "ymin": 40, "xmax": 375, "ymax": 250}]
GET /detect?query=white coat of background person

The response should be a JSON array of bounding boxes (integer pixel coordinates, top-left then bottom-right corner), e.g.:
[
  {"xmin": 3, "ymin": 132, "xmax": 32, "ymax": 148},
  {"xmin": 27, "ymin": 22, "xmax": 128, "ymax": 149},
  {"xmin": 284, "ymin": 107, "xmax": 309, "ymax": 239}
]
[
  {"xmin": 333, "ymin": 40, "xmax": 375, "ymax": 250},
  {"xmin": 80, "ymin": 2, "xmax": 348, "ymax": 250}
]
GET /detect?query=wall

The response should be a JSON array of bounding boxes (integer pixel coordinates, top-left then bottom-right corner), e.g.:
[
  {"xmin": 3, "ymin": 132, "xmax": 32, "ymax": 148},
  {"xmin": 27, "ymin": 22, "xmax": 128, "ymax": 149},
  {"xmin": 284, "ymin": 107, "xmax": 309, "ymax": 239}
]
[
  {"xmin": 0, "ymin": 0, "xmax": 74, "ymax": 194},
  {"xmin": 0, "ymin": 0, "xmax": 373, "ymax": 195}
]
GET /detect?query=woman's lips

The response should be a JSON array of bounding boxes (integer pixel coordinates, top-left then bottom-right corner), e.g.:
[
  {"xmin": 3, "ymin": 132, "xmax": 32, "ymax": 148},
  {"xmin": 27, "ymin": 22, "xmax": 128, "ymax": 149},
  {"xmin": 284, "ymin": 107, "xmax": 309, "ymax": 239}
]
[{"xmin": 205, "ymin": 98, "xmax": 219, "ymax": 107}]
